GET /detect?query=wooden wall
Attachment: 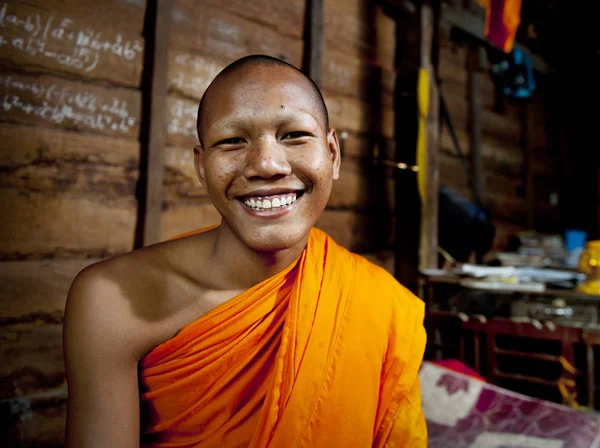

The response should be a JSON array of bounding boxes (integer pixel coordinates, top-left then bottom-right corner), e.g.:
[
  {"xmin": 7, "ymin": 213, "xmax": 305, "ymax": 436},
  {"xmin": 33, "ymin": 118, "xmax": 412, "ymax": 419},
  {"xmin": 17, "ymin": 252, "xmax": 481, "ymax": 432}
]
[
  {"xmin": 0, "ymin": 0, "xmax": 398, "ymax": 444},
  {"xmin": 0, "ymin": 1, "xmax": 145, "ymax": 444},
  {"xmin": 437, "ymin": 37, "xmax": 560, "ymax": 251}
]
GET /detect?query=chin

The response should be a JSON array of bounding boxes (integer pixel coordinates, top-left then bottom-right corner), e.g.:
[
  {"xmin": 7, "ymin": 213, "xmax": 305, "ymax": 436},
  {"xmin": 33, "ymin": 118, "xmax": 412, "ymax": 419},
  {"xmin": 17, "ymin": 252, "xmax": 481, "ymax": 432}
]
[{"xmin": 238, "ymin": 224, "xmax": 311, "ymax": 253}]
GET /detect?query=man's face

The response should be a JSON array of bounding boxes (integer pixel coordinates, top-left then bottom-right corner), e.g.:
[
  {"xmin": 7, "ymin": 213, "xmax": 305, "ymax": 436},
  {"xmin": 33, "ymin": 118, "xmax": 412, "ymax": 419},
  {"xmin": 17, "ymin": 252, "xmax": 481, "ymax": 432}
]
[{"xmin": 195, "ymin": 64, "xmax": 341, "ymax": 252}]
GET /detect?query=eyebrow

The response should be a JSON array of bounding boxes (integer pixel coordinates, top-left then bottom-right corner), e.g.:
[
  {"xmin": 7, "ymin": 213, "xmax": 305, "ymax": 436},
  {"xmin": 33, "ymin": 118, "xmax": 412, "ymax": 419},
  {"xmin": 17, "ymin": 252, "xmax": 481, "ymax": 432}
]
[{"xmin": 209, "ymin": 110, "xmax": 322, "ymax": 132}]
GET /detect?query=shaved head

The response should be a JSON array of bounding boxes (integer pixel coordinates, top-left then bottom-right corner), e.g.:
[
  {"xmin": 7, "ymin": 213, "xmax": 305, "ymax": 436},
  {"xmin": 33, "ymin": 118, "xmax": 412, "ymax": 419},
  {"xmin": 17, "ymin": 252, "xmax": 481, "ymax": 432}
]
[{"xmin": 196, "ymin": 54, "xmax": 329, "ymax": 144}]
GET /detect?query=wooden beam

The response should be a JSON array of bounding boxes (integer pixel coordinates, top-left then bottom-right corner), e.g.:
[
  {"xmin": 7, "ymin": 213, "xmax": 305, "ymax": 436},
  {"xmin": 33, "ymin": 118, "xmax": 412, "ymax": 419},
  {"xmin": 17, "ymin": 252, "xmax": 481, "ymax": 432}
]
[
  {"xmin": 303, "ymin": 0, "xmax": 324, "ymax": 86},
  {"xmin": 419, "ymin": 1, "xmax": 440, "ymax": 272},
  {"xmin": 522, "ymin": 103, "xmax": 535, "ymax": 229},
  {"xmin": 392, "ymin": 0, "xmax": 440, "ymax": 292},
  {"xmin": 137, "ymin": 0, "xmax": 172, "ymax": 247},
  {"xmin": 467, "ymin": 45, "xmax": 484, "ymax": 208}
]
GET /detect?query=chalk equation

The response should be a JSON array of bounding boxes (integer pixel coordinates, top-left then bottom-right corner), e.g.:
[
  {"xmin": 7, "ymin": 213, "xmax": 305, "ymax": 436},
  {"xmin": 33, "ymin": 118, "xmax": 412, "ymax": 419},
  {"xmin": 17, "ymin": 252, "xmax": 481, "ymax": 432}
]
[
  {"xmin": 0, "ymin": 75, "xmax": 137, "ymax": 133},
  {"xmin": 171, "ymin": 53, "xmax": 225, "ymax": 98},
  {"xmin": 168, "ymin": 98, "xmax": 198, "ymax": 140},
  {"xmin": 0, "ymin": 2, "xmax": 143, "ymax": 74}
]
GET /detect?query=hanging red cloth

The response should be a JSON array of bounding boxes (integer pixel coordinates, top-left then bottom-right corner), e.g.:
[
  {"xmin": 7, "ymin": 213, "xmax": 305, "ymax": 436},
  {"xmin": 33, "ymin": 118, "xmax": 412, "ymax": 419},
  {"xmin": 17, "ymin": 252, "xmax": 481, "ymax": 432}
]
[{"xmin": 476, "ymin": 0, "xmax": 522, "ymax": 53}]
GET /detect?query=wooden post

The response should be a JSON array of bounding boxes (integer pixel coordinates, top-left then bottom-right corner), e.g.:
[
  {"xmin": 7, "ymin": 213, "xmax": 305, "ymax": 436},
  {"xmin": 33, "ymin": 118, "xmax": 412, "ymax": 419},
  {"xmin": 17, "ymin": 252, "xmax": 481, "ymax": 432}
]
[
  {"xmin": 392, "ymin": 0, "xmax": 440, "ymax": 292},
  {"xmin": 303, "ymin": 0, "xmax": 324, "ymax": 86},
  {"xmin": 419, "ymin": 2, "xmax": 440, "ymax": 272},
  {"xmin": 137, "ymin": 0, "xmax": 172, "ymax": 247},
  {"xmin": 467, "ymin": 44, "xmax": 483, "ymax": 208},
  {"xmin": 522, "ymin": 102, "xmax": 535, "ymax": 229}
]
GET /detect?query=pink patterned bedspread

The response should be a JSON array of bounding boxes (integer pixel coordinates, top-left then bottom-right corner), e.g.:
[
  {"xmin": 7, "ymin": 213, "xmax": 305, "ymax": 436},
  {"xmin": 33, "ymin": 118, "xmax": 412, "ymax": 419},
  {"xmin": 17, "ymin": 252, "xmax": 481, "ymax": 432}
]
[{"xmin": 420, "ymin": 361, "xmax": 600, "ymax": 448}]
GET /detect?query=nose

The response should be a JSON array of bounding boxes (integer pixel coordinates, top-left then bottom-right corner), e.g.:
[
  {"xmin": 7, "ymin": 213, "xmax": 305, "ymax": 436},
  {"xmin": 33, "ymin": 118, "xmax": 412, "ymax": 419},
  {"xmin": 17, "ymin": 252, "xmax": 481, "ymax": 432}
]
[{"xmin": 242, "ymin": 137, "xmax": 292, "ymax": 180}]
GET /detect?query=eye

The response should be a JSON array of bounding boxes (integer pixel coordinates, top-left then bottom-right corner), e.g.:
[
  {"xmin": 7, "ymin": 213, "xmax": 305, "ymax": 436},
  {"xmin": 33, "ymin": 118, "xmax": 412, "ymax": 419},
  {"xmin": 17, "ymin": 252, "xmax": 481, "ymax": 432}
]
[
  {"xmin": 215, "ymin": 137, "xmax": 245, "ymax": 146},
  {"xmin": 282, "ymin": 131, "xmax": 312, "ymax": 140}
]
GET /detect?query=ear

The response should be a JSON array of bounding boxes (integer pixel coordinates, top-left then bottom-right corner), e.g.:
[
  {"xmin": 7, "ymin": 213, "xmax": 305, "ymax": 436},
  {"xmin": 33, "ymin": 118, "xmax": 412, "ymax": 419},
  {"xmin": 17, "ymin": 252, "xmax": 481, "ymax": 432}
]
[
  {"xmin": 327, "ymin": 129, "xmax": 341, "ymax": 181},
  {"xmin": 194, "ymin": 145, "xmax": 207, "ymax": 187}
]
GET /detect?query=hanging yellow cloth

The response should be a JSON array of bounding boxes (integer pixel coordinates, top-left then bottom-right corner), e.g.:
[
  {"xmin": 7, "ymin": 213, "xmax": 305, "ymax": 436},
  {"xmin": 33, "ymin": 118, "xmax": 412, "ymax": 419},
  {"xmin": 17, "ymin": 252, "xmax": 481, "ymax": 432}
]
[{"xmin": 416, "ymin": 68, "xmax": 429, "ymax": 204}]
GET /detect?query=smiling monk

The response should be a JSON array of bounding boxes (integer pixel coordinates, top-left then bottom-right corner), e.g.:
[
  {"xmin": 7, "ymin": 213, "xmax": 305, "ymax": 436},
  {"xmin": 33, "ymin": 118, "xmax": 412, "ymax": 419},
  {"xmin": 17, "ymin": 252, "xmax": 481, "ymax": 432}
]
[{"xmin": 63, "ymin": 55, "xmax": 427, "ymax": 447}]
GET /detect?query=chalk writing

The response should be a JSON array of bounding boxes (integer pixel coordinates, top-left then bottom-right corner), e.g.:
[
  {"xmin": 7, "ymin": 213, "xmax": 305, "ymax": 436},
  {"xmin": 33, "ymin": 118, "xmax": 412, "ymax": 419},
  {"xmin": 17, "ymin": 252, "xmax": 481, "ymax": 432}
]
[
  {"xmin": 0, "ymin": 75, "xmax": 137, "ymax": 133},
  {"xmin": 171, "ymin": 53, "xmax": 224, "ymax": 97},
  {"xmin": 168, "ymin": 99, "xmax": 197, "ymax": 139},
  {"xmin": 0, "ymin": 2, "xmax": 143, "ymax": 74}
]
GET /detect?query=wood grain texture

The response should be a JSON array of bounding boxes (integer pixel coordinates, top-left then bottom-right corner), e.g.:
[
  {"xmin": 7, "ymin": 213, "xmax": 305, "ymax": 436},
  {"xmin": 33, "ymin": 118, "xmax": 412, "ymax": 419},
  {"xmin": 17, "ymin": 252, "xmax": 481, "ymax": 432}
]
[
  {"xmin": 161, "ymin": 201, "xmax": 222, "ymax": 241},
  {"xmin": 0, "ymin": 325, "xmax": 67, "ymax": 447},
  {"xmin": 180, "ymin": 0, "xmax": 306, "ymax": 39},
  {"xmin": 328, "ymin": 156, "xmax": 395, "ymax": 212},
  {"xmin": 324, "ymin": 92, "xmax": 394, "ymax": 138},
  {"xmin": 0, "ymin": 259, "xmax": 95, "ymax": 325},
  {"xmin": 164, "ymin": 145, "xmax": 207, "ymax": 201},
  {"xmin": 170, "ymin": 1, "xmax": 303, "ymax": 67},
  {"xmin": 0, "ymin": 123, "xmax": 139, "ymax": 198},
  {"xmin": 0, "ymin": 189, "xmax": 136, "ymax": 259},
  {"xmin": 140, "ymin": 0, "xmax": 172, "ymax": 246},
  {"xmin": 305, "ymin": 0, "xmax": 324, "ymax": 86}
]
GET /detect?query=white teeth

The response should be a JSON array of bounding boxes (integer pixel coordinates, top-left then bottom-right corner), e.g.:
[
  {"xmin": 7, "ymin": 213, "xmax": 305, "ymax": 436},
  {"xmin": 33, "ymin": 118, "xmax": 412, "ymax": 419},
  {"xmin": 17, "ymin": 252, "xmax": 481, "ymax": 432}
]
[{"xmin": 243, "ymin": 192, "xmax": 301, "ymax": 210}]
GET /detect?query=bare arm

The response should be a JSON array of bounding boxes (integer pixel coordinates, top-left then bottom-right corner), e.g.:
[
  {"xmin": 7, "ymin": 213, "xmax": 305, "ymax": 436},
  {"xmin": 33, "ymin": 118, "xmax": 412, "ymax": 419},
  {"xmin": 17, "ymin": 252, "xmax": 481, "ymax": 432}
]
[{"xmin": 63, "ymin": 268, "xmax": 142, "ymax": 448}]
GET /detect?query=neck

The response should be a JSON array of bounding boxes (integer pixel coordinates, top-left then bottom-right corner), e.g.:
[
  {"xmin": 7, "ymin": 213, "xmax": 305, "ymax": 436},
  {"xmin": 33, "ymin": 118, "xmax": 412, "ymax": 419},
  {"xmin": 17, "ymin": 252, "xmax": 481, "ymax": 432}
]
[{"xmin": 210, "ymin": 224, "xmax": 308, "ymax": 290}]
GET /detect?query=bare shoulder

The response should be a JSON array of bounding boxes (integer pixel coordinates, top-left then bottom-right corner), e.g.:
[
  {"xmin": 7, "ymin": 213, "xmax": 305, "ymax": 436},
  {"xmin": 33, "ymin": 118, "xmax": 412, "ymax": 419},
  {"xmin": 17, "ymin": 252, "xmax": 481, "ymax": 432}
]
[
  {"xmin": 63, "ymin": 244, "xmax": 184, "ymax": 447},
  {"xmin": 64, "ymin": 232, "xmax": 217, "ymax": 359},
  {"xmin": 64, "ymin": 247, "xmax": 161, "ymax": 361}
]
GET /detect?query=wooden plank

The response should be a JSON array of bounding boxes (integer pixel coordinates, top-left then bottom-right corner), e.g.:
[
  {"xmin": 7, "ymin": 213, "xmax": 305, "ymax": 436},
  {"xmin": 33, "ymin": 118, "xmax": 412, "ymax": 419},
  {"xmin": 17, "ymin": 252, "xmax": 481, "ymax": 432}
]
[
  {"xmin": 0, "ymin": 123, "xmax": 139, "ymax": 198},
  {"xmin": 522, "ymin": 102, "xmax": 535, "ymax": 229},
  {"xmin": 419, "ymin": 0, "xmax": 440, "ymax": 271},
  {"xmin": 180, "ymin": 0, "xmax": 306, "ymax": 40},
  {"xmin": 323, "ymin": 0, "xmax": 396, "ymax": 70},
  {"xmin": 391, "ymin": 0, "xmax": 440, "ymax": 290},
  {"xmin": 0, "ymin": 188, "xmax": 136, "ymax": 259},
  {"xmin": 324, "ymin": 92, "xmax": 394, "ymax": 138},
  {"xmin": 328, "ymin": 156, "xmax": 395, "ymax": 212},
  {"xmin": 161, "ymin": 202, "xmax": 222, "ymax": 241},
  {"xmin": 170, "ymin": 2, "xmax": 303, "ymax": 67},
  {"xmin": 139, "ymin": 0, "xmax": 172, "ymax": 246},
  {"xmin": 0, "ymin": 1, "xmax": 145, "ymax": 87},
  {"xmin": 321, "ymin": 47, "xmax": 395, "ymax": 107},
  {"xmin": 0, "ymin": 260, "xmax": 95, "ymax": 325},
  {"xmin": 0, "ymin": 72, "xmax": 141, "ymax": 139},
  {"xmin": 0, "ymin": 325, "xmax": 67, "ymax": 446},
  {"xmin": 304, "ymin": 0, "xmax": 324, "ymax": 86},
  {"xmin": 467, "ymin": 45, "xmax": 483, "ymax": 207},
  {"xmin": 0, "ymin": 325, "xmax": 65, "ymax": 398},
  {"xmin": 3, "ymin": 384, "xmax": 67, "ymax": 448},
  {"xmin": 164, "ymin": 145, "xmax": 207, "ymax": 202}
]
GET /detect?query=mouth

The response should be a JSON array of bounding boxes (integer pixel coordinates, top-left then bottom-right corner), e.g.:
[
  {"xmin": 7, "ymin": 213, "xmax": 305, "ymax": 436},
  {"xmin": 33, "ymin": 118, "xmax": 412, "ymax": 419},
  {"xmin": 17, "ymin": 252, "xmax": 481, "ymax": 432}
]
[{"xmin": 237, "ymin": 190, "xmax": 305, "ymax": 211}]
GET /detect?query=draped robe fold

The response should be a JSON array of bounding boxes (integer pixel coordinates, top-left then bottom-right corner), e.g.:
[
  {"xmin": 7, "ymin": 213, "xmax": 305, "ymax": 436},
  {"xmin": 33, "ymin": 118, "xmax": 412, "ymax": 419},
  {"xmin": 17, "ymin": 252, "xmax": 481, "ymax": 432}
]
[{"xmin": 139, "ymin": 228, "xmax": 427, "ymax": 447}]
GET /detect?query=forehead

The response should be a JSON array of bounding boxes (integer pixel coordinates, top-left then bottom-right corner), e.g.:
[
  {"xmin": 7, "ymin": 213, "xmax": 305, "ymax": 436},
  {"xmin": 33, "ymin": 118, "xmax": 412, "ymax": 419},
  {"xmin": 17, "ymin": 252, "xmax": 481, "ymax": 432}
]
[{"xmin": 201, "ymin": 65, "xmax": 322, "ymax": 130}]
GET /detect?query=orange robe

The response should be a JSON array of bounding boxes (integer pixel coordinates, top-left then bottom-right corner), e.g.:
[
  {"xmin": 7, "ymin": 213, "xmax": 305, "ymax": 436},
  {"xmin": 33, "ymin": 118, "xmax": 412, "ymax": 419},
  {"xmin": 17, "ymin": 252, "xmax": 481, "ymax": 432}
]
[{"xmin": 139, "ymin": 228, "xmax": 427, "ymax": 447}]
